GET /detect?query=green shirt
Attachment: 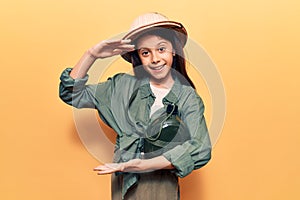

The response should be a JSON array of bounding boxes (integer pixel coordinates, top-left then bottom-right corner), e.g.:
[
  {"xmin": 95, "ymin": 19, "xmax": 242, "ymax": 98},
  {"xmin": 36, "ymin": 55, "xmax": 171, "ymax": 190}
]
[{"xmin": 59, "ymin": 68, "xmax": 211, "ymax": 198}]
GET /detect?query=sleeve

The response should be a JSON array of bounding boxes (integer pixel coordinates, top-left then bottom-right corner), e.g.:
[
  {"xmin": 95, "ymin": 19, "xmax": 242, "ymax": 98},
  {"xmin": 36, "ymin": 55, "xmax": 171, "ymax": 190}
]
[
  {"xmin": 59, "ymin": 68, "xmax": 99, "ymax": 108},
  {"xmin": 162, "ymin": 92, "xmax": 212, "ymax": 178},
  {"xmin": 59, "ymin": 67, "xmax": 123, "ymax": 109}
]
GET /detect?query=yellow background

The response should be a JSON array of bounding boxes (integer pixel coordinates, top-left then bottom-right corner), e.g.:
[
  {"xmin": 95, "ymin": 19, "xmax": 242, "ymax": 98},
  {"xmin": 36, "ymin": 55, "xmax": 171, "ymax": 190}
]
[{"xmin": 1, "ymin": 0, "xmax": 300, "ymax": 199}]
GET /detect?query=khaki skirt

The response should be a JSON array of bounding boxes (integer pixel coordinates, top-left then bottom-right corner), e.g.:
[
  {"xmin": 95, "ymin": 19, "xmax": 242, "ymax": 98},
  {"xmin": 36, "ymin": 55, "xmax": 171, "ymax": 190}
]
[{"xmin": 112, "ymin": 170, "xmax": 179, "ymax": 200}]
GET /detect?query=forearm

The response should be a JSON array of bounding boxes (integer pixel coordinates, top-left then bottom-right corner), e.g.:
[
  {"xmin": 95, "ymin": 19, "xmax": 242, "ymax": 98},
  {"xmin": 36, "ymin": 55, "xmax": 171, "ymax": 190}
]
[
  {"xmin": 123, "ymin": 156, "xmax": 174, "ymax": 173},
  {"xmin": 70, "ymin": 50, "xmax": 97, "ymax": 79},
  {"xmin": 69, "ymin": 39, "xmax": 134, "ymax": 79}
]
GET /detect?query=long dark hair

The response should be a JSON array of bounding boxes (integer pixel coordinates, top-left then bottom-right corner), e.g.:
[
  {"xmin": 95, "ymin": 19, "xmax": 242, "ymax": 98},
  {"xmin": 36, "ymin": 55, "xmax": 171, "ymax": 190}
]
[{"xmin": 130, "ymin": 28, "xmax": 195, "ymax": 88}]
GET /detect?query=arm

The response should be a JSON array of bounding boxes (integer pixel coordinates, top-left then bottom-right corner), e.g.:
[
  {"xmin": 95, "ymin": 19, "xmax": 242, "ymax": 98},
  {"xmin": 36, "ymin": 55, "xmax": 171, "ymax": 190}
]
[
  {"xmin": 59, "ymin": 39, "xmax": 135, "ymax": 107},
  {"xmin": 70, "ymin": 39, "xmax": 135, "ymax": 79},
  {"xmin": 94, "ymin": 156, "xmax": 174, "ymax": 175},
  {"xmin": 162, "ymin": 92, "xmax": 212, "ymax": 177},
  {"xmin": 94, "ymin": 92, "xmax": 211, "ymax": 176}
]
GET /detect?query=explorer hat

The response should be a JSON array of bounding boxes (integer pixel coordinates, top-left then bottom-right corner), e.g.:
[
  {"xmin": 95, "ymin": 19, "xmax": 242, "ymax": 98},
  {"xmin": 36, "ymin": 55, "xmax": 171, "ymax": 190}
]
[{"xmin": 121, "ymin": 12, "xmax": 188, "ymax": 63}]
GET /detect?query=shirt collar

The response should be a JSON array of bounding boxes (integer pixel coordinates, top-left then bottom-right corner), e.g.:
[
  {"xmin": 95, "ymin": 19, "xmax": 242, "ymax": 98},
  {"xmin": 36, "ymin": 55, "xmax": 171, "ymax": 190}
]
[
  {"xmin": 164, "ymin": 77, "xmax": 181, "ymax": 104},
  {"xmin": 138, "ymin": 77, "xmax": 154, "ymax": 99},
  {"xmin": 137, "ymin": 76, "xmax": 182, "ymax": 104}
]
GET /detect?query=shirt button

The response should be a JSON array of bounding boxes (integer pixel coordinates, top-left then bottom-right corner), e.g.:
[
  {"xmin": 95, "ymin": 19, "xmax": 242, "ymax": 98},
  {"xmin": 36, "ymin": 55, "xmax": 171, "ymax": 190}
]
[
  {"xmin": 126, "ymin": 132, "xmax": 132, "ymax": 136},
  {"xmin": 122, "ymin": 156, "xmax": 129, "ymax": 162}
]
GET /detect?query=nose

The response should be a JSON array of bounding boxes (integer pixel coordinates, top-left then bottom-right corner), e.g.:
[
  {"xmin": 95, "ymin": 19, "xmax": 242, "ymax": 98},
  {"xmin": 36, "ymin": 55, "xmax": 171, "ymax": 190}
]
[{"xmin": 151, "ymin": 51, "xmax": 160, "ymax": 64}]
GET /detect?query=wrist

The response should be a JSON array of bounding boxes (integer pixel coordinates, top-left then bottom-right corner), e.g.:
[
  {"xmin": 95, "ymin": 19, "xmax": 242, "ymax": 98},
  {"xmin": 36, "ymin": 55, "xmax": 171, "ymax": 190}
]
[
  {"xmin": 119, "ymin": 162, "xmax": 126, "ymax": 172},
  {"xmin": 122, "ymin": 159, "xmax": 142, "ymax": 172},
  {"xmin": 87, "ymin": 48, "xmax": 97, "ymax": 60}
]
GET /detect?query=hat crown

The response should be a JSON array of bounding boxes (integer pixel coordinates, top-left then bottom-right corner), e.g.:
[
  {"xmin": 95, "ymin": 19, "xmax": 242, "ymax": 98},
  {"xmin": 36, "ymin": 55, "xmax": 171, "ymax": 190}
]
[{"xmin": 129, "ymin": 12, "xmax": 169, "ymax": 31}]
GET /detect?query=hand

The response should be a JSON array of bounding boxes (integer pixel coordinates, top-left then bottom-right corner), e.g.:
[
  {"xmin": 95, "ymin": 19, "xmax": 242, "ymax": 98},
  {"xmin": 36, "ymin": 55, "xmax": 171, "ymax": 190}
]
[
  {"xmin": 93, "ymin": 157, "xmax": 172, "ymax": 175},
  {"xmin": 88, "ymin": 39, "xmax": 135, "ymax": 59},
  {"xmin": 94, "ymin": 163, "xmax": 125, "ymax": 175}
]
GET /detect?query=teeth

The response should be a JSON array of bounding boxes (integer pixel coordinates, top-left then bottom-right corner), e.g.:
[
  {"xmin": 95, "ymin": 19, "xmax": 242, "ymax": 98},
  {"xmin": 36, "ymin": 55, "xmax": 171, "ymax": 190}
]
[{"xmin": 151, "ymin": 65, "xmax": 165, "ymax": 70}]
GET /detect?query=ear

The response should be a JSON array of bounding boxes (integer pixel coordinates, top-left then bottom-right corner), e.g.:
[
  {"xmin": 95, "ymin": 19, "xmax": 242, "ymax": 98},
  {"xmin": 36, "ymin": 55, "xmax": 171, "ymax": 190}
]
[{"xmin": 172, "ymin": 51, "xmax": 176, "ymax": 56}]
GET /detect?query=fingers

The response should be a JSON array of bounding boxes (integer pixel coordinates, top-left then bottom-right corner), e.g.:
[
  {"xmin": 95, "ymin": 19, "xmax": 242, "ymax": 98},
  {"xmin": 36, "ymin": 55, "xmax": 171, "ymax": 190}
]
[
  {"xmin": 105, "ymin": 39, "xmax": 135, "ymax": 56},
  {"xmin": 118, "ymin": 44, "xmax": 135, "ymax": 50},
  {"xmin": 111, "ymin": 46, "xmax": 135, "ymax": 56},
  {"xmin": 105, "ymin": 39, "xmax": 132, "ymax": 45},
  {"xmin": 95, "ymin": 168, "xmax": 115, "ymax": 175},
  {"xmin": 93, "ymin": 166, "xmax": 114, "ymax": 175},
  {"xmin": 112, "ymin": 43, "xmax": 135, "ymax": 52},
  {"xmin": 113, "ymin": 45, "xmax": 135, "ymax": 52},
  {"xmin": 94, "ymin": 163, "xmax": 121, "ymax": 175},
  {"xmin": 107, "ymin": 39, "xmax": 135, "ymax": 48},
  {"xmin": 112, "ymin": 49, "xmax": 123, "ymax": 55},
  {"xmin": 94, "ymin": 163, "xmax": 118, "ymax": 170}
]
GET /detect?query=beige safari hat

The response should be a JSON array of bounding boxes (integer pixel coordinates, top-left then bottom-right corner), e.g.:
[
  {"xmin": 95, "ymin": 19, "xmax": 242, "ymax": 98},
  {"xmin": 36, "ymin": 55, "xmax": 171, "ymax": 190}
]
[{"xmin": 121, "ymin": 12, "xmax": 188, "ymax": 63}]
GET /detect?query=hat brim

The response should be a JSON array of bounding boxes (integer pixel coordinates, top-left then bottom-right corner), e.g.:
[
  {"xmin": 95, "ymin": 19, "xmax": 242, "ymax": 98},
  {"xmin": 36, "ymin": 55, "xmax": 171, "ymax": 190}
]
[{"xmin": 121, "ymin": 21, "xmax": 187, "ymax": 63}]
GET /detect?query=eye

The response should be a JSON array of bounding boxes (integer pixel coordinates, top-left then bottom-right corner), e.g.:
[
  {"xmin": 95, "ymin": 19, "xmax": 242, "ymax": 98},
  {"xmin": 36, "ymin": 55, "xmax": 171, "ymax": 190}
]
[
  {"xmin": 139, "ymin": 49, "xmax": 149, "ymax": 57},
  {"xmin": 142, "ymin": 51, "xmax": 149, "ymax": 56},
  {"xmin": 158, "ymin": 46, "xmax": 166, "ymax": 52}
]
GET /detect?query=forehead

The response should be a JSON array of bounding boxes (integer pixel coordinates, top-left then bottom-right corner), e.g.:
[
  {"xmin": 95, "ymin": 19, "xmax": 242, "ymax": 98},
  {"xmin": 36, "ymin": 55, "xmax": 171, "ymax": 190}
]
[{"xmin": 136, "ymin": 35, "xmax": 172, "ymax": 48}]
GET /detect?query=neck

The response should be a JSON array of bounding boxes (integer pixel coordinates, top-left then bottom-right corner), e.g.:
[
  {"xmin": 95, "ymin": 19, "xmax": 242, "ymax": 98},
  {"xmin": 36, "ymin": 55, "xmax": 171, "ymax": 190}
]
[{"xmin": 150, "ymin": 76, "xmax": 174, "ymax": 89}]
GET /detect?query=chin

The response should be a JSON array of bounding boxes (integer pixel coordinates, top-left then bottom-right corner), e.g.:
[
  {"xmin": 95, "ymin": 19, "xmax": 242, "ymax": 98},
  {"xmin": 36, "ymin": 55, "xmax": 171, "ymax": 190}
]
[{"xmin": 151, "ymin": 73, "xmax": 167, "ymax": 80}]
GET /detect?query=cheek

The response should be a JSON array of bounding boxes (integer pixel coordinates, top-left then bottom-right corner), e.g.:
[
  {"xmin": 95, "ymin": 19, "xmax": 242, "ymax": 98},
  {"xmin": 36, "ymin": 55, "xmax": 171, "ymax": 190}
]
[
  {"xmin": 163, "ymin": 54, "xmax": 173, "ymax": 64},
  {"xmin": 139, "ymin": 57, "xmax": 151, "ymax": 66}
]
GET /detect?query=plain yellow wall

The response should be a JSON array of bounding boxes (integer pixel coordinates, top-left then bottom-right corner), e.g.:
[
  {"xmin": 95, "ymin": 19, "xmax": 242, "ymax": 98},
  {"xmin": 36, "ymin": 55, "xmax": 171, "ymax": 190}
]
[{"xmin": 1, "ymin": 0, "xmax": 300, "ymax": 199}]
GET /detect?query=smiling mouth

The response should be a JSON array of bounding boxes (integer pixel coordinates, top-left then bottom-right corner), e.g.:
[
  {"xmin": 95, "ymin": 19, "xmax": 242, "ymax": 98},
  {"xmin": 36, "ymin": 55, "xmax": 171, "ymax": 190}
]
[{"xmin": 149, "ymin": 64, "xmax": 165, "ymax": 71}]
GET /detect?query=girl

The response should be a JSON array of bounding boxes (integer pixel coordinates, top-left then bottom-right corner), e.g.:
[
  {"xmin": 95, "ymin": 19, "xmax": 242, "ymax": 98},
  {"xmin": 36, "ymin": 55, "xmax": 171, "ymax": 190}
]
[{"xmin": 59, "ymin": 12, "xmax": 211, "ymax": 200}]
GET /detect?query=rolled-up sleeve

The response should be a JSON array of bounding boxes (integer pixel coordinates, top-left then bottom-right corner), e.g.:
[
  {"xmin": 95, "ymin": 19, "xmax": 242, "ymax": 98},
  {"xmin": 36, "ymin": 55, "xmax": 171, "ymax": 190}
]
[
  {"xmin": 59, "ymin": 68, "xmax": 125, "ymax": 108},
  {"xmin": 59, "ymin": 68, "xmax": 99, "ymax": 108},
  {"xmin": 163, "ymin": 92, "xmax": 212, "ymax": 177}
]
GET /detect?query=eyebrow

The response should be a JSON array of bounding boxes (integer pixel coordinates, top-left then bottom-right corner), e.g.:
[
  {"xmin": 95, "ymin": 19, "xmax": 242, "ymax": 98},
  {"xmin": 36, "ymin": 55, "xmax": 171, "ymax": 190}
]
[
  {"xmin": 157, "ymin": 41, "xmax": 168, "ymax": 45},
  {"xmin": 138, "ymin": 41, "xmax": 169, "ymax": 50}
]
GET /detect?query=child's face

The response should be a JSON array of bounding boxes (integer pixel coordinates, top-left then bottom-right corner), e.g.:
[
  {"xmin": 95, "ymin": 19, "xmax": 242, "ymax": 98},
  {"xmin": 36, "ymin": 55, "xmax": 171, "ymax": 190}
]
[{"xmin": 136, "ymin": 34, "xmax": 174, "ymax": 86}]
